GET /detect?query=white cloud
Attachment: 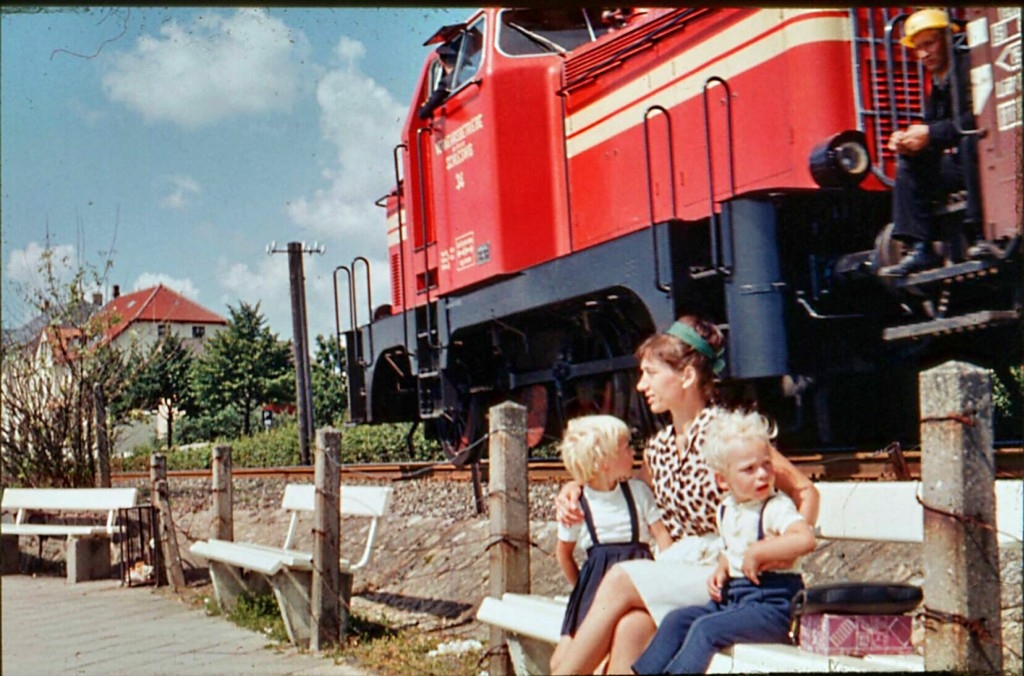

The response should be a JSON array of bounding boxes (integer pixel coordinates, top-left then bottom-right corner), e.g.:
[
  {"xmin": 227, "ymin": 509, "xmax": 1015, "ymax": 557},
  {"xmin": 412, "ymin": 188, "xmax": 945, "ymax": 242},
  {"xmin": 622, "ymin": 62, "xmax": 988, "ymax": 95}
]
[
  {"xmin": 284, "ymin": 35, "xmax": 406, "ymax": 328},
  {"xmin": 214, "ymin": 249, "xmax": 390, "ymax": 343},
  {"xmin": 102, "ymin": 9, "xmax": 311, "ymax": 129},
  {"xmin": 216, "ymin": 254, "xmax": 290, "ymax": 337},
  {"xmin": 132, "ymin": 272, "xmax": 199, "ymax": 300},
  {"xmin": 160, "ymin": 174, "xmax": 201, "ymax": 210},
  {"xmin": 4, "ymin": 241, "xmax": 78, "ymax": 289}
]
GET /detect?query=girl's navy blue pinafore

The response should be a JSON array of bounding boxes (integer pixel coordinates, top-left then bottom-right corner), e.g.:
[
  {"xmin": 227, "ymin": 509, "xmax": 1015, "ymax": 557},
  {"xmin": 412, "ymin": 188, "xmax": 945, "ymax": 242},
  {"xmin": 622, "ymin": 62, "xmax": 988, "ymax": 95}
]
[{"xmin": 560, "ymin": 481, "xmax": 654, "ymax": 636}]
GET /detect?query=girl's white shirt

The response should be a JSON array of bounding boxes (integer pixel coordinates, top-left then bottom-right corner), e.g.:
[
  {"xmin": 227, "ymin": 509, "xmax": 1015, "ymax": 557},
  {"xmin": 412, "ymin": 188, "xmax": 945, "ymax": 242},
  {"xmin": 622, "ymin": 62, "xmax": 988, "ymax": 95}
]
[{"xmin": 557, "ymin": 478, "xmax": 662, "ymax": 552}]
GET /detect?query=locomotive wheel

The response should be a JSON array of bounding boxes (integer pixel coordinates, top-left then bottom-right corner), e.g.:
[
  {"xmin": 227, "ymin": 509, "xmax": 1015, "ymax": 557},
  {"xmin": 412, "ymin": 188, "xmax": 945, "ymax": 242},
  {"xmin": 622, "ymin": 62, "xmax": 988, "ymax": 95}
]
[
  {"xmin": 557, "ymin": 323, "xmax": 634, "ymax": 430},
  {"xmin": 515, "ymin": 384, "xmax": 549, "ymax": 448},
  {"xmin": 435, "ymin": 395, "xmax": 486, "ymax": 467}
]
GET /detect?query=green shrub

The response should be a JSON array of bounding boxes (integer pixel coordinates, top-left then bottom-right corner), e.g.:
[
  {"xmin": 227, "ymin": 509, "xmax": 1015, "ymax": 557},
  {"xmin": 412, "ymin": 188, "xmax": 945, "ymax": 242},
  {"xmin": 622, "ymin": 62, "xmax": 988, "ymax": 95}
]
[{"xmin": 223, "ymin": 592, "xmax": 289, "ymax": 644}]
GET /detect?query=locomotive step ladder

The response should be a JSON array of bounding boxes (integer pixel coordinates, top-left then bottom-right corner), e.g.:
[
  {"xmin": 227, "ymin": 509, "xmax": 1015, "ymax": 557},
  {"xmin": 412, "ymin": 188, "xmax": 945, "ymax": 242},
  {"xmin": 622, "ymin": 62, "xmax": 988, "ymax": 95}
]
[
  {"xmin": 414, "ymin": 301, "xmax": 445, "ymax": 417},
  {"xmin": 883, "ymin": 236, "xmax": 1020, "ymax": 342}
]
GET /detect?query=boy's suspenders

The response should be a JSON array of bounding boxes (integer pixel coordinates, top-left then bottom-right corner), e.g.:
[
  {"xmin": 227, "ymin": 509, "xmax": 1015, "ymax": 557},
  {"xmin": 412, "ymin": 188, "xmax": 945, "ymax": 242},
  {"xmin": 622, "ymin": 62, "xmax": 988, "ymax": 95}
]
[
  {"xmin": 580, "ymin": 482, "xmax": 642, "ymax": 546},
  {"xmin": 718, "ymin": 494, "xmax": 775, "ymax": 542}
]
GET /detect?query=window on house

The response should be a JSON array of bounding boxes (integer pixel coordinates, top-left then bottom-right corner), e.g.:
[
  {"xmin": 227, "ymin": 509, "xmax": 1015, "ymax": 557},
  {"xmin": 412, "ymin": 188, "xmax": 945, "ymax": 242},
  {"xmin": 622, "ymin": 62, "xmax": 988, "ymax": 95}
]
[
  {"xmin": 157, "ymin": 324, "xmax": 169, "ymax": 338},
  {"xmin": 192, "ymin": 325, "xmax": 206, "ymax": 339}
]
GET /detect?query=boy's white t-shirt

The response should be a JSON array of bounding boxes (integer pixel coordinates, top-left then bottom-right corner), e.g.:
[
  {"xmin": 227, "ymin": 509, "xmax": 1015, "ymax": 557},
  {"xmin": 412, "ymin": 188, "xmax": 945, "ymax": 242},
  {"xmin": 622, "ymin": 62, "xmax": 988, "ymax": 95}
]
[
  {"xmin": 717, "ymin": 490, "xmax": 806, "ymax": 577},
  {"xmin": 557, "ymin": 478, "xmax": 662, "ymax": 551}
]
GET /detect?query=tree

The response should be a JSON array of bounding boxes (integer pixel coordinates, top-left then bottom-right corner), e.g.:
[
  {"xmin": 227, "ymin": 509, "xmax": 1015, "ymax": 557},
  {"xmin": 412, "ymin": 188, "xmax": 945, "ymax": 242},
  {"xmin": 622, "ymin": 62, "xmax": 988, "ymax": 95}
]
[
  {"xmin": 311, "ymin": 333, "xmax": 348, "ymax": 428},
  {"xmin": 1, "ymin": 243, "xmax": 128, "ymax": 487},
  {"xmin": 126, "ymin": 334, "xmax": 195, "ymax": 449},
  {"xmin": 190, "ymin": 302, "xmax": 293, "ymax": 438}
]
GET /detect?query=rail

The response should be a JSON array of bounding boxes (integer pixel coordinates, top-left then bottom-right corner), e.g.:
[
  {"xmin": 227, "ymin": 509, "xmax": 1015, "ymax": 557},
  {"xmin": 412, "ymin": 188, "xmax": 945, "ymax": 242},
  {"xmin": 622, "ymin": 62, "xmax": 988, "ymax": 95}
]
[{"xmin": 110, "ymin": 446, "xmax": 1023, "ymax": 485}]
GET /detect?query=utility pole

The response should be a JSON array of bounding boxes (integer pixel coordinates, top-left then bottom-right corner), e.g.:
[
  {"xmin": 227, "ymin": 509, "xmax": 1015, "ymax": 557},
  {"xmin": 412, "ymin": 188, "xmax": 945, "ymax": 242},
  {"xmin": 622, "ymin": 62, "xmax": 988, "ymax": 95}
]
[{"xmin": 268, "ymin": 240, "xmax": 323, "ymax": 465}]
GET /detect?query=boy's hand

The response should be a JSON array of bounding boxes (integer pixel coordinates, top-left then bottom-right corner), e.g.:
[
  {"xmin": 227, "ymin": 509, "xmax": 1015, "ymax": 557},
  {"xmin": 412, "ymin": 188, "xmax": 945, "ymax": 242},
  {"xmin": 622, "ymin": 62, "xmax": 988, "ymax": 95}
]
[
  {"xmin": 707, "ymin": 567, "xmax": 728, "ymax": 602},
  {"xmin": 741, "ymin": 542, "xmax": 767, "ymax": 584}
]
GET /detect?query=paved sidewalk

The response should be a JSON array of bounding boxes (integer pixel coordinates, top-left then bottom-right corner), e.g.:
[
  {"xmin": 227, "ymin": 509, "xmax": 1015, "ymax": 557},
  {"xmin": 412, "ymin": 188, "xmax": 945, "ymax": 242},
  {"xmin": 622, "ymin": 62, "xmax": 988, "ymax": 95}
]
[{"xmin": 2, "ymin": 575, "xmax": 369, "ymax": 675}]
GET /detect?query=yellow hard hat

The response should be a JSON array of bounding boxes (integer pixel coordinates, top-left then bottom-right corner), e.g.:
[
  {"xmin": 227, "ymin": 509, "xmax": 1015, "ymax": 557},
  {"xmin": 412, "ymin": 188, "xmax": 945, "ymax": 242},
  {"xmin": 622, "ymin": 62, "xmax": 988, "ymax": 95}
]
[{"xmin": 900, "ymin": 8, "xmax": 958, "ymax": 48}]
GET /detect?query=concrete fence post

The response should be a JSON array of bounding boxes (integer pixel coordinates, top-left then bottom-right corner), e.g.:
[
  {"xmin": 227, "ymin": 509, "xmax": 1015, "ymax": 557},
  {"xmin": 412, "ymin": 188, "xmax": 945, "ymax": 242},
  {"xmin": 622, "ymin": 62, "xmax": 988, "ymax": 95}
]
[
  {"xmin": 920, "ymin": 360, "xmax": 1002, "ymax": 672},
  {"xmin": 150, "ymin": 452, "xmax": 186, "ymax": 589},
  {"xmin": 212, "ymin": 445, "xmax": 233, "ymax": 541},
  {"xmin": 312, "ymin": 428, "xmax": 342, "ymax": 650},
  {"xmin": 487, "ymin": 401, "xmax": 530, "ymax": 676}
]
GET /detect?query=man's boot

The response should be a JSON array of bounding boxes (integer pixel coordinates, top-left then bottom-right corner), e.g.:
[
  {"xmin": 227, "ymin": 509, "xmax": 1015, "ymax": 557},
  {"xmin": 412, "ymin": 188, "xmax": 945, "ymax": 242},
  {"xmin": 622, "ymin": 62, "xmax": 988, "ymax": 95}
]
[{"xmin": 878, "ymin": 240, "xmax": 942, "ymax": 277}]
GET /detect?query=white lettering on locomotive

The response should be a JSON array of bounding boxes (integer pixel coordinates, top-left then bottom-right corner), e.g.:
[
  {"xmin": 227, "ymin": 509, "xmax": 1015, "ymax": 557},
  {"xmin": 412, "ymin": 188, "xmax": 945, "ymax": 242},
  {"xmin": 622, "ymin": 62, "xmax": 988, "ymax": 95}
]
[
  {"xmin": 440, "ymin": 246, "xmax": 455, "ymax": 271},
  {"xmin": 455, "ymin": 232, "xmax": 476, "ymax": 271},
  {"xmin": 433, "ymin": 113, "xmax": 484, "ymax": 171},
  {"xmin": 445, "ymin": 142, "xmax": 475, "ymax": 170}
]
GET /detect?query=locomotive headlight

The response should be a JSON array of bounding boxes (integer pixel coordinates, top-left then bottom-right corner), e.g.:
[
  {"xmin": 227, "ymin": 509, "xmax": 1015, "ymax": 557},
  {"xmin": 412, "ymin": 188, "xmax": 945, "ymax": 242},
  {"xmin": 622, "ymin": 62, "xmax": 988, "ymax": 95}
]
[{"xmin": 809, "ymin": 130, "xmax": 871, "ymax": 188}]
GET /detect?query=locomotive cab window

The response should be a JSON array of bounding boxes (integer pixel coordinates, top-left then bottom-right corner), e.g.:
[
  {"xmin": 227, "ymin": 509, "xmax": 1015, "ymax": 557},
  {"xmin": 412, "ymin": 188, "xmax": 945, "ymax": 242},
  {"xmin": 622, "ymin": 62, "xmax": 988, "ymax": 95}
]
[
  {"xmin": 497, "ymin": 8, "xmax": 637, "ymax": 56},
  {"xmin": 451, "ymin": 20, "xmax": 485, "ymax": 90},
  {"xmin": 419, "ymin": 18, "xmax": 486, "ymax": 119}
]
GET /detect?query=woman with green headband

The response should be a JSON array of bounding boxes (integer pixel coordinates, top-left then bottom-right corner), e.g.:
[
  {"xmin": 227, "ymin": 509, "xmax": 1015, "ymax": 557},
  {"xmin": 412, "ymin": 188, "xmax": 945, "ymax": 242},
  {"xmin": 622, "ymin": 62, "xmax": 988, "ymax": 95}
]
[{"xmin": 552, "ymin": 315, "xmax": 819, "ymax": 675}]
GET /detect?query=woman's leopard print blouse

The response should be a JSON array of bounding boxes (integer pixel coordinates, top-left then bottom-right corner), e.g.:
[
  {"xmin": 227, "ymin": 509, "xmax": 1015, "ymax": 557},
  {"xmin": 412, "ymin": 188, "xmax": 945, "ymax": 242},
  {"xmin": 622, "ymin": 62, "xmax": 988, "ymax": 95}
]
[{"xmin": 644, "ymin": 406, "xmax": 725, "ymax": 541}]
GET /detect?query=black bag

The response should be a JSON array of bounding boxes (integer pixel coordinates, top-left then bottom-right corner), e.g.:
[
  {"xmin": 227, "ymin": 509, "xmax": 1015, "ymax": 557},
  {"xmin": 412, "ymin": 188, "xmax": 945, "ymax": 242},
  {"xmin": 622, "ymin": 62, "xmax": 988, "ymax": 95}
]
[{"xmin": 789, "ymin": 583, "xmax": 922, "ymax": 644}]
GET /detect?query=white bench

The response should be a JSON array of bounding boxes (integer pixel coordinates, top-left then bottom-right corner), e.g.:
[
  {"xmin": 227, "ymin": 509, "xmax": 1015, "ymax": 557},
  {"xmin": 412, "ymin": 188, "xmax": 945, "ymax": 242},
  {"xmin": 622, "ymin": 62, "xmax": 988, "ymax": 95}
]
[
  {"xmin": 190, "ymin": 483, "xmax": 392, "ymax": 646},
  {"xmin": 477, "ymin": 479, "xmax": 1023, "ymax": 674},
  {"xmin": 1, "ymin": 487, "xmax": 139, "ymax": 583}
]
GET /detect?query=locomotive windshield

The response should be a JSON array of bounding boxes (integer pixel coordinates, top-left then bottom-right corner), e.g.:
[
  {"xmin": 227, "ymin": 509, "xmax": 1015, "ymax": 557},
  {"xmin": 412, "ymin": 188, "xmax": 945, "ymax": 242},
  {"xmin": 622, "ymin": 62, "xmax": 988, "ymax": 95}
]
[{"xmin": 497, "ymin": 8, "xmax": 607, "ymax": 56}]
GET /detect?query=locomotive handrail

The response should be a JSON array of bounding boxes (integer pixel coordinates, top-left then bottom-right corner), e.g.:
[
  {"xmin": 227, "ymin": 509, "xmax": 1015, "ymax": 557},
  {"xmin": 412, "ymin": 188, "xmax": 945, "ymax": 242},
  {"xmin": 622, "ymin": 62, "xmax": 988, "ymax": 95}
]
[
  {"xmin": 642, "ymin": 105, "xmax": 675, "ymax": 293},
  {"xmin": 702, "ymin": 76, "xmax": 736, "ymax": 277},
  {"xmin": 850, "ymin": 9, "xmax": 884, "ymax": 186},
  {"xmin": 332, "ymin": 264, "xmax": 353, "ymax": 363},
  {"xmin": 352, "ymin": 255, "xmax": 375, "ymax": 365},
  {"xmin": 875, "ymin": 13, "xmax": 914, "ymax": 187},
  {"xmin": 946, "ymin": 29, "xmax": 985, "ymax": 138},
  {"xmin": 393, "ymin": 143, "xmax": 410, "ymax": 353},
  {"xmin": 414, "ymin": 127, "xmax": 438, "ymax": 351}
]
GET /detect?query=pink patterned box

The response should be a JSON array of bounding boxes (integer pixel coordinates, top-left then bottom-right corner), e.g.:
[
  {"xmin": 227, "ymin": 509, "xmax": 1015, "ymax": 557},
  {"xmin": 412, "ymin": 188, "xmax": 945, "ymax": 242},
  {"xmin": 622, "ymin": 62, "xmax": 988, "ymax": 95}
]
[{"xmin": 799, "ymin": 613, "xmax": 914, "ymax": 655}]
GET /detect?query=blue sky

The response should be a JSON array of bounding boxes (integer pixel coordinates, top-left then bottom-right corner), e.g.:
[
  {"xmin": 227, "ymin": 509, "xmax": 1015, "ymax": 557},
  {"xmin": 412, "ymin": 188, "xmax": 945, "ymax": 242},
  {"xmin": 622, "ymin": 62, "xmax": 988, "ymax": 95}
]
[{"xmin": 1, "ymin": 6, "xmax": 469, "ymax": 342}]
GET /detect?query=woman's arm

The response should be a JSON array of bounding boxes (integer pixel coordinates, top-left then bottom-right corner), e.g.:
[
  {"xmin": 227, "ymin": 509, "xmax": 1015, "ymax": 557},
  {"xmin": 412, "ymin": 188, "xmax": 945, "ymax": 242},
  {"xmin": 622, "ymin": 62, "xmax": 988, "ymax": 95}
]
[
  {"xmin": 556, "ymin": 540, "xmax": 579, "ymax": 586},
  {"xmin": 770, "ymin": 446, "xmax": 820, "ymax": 525},
  {"xmin": 648, "ymin": 519, "xmax": 674, "ymax": 554},
  {"xmin": 555, "ymin": 481, "xmax": 584, "ymax": 527}
]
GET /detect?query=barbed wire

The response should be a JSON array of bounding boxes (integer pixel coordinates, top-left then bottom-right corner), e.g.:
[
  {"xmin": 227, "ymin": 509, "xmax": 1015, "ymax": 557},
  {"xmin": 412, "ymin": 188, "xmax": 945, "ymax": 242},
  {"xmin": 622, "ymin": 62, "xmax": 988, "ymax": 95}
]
[
  {"xmin": 915, "ymin": 488, "xmax": 1023, "ymax": 545},
  {"xmin": 919, "ymin": 605, "xmax": 1021, "ymax": 663}
]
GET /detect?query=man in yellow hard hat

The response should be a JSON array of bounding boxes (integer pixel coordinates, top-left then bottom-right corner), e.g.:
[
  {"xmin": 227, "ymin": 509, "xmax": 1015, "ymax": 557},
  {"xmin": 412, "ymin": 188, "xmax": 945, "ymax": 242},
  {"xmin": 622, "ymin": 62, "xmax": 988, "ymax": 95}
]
[{"xmin": 879, "ymin": 8, "xmax": 981, "ymax": 277}]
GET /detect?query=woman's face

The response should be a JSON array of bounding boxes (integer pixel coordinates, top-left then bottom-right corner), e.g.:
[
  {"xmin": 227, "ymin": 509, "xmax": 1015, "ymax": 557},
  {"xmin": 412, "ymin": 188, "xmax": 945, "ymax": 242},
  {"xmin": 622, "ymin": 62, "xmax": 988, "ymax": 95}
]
[{"xmin": 636, "ymin": 355, "xmax": 685, "ymax": 414}]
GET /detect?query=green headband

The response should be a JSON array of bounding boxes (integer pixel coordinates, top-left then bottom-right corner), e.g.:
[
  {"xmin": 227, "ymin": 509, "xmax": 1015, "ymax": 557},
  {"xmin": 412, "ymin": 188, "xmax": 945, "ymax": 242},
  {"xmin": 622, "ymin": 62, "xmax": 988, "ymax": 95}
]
[{"xmin": 666, "ymin": 321, "xmax": 726, "ymax": 375}]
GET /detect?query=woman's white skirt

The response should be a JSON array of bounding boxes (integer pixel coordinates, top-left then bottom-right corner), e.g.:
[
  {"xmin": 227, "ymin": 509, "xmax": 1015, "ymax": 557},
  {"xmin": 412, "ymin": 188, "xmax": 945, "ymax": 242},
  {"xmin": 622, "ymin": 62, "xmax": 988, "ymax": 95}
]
[{"xmin": 616, "ymin": 533, "xmax": 721, "ymax": 625}]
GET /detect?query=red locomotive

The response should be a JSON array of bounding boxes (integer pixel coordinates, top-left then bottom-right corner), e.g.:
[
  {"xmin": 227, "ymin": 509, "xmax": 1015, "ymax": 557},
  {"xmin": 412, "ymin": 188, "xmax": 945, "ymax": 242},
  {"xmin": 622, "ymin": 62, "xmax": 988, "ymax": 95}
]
[{"xmin": 341, "ymin": 7, "xmax": 1021, "ymax": 460}]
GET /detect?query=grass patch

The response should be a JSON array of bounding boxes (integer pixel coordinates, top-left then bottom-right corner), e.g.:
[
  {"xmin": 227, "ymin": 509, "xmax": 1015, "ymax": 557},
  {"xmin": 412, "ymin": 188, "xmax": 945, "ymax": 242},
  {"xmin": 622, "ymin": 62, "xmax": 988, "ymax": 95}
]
[
  {"xmin": 337, "ymin": 612, "xmax": 485, "ymax": 676},
  {"xmin": 223, "ymin": 592, "xmax": 289, "ymax": 644},
  {"xmin": 213, "ymin": 593, "xmax": 485, "ymax": 674}
]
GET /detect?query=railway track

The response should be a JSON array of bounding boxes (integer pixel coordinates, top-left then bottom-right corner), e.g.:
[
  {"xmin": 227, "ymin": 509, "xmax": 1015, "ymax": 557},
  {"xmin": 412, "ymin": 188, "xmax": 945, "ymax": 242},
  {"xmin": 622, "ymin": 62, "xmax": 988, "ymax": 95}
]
[{"xmin": 111, "ymin": 446, "xmax": 1023, "ymax": 484}]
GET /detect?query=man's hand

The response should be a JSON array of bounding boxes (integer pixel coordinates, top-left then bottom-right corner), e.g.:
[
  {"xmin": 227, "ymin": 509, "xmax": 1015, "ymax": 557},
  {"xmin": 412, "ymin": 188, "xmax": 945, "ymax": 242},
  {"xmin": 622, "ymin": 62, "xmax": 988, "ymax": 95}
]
[{"xmin": 888, "ymin": 124, "xmax": 930, "ymax": 155}]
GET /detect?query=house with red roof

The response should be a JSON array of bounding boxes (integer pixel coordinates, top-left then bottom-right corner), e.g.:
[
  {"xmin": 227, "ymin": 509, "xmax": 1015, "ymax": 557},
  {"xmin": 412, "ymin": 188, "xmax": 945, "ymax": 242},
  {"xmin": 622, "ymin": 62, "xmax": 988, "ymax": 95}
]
[{"xmin": 98, "ymin": 284, "xmax": 227, "ymax": 354}]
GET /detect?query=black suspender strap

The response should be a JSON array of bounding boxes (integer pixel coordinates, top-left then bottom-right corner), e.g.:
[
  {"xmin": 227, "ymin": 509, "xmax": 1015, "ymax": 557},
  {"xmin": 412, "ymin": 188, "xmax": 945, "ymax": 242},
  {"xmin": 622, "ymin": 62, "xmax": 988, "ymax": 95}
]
[
  {"xmin": 619, "ymin": 481, "xmax": 641, "ymax": 543},
  {"xmin": 580, "ymin": 492, "xmax": 599, "ymax": 545}
]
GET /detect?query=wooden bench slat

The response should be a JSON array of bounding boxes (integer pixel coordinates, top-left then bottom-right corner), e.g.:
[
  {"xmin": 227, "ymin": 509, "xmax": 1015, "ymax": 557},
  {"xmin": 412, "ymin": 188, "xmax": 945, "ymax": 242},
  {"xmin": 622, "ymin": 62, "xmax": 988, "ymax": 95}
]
[
  {"xmin": 816, "ymin": 480, "xmax": 1022, "ymax": 544},
  {"xmin": 1, "ymin": 488, "xmax": 138, "ymax": 512},
  {"xmin": 190, "ymin": 540, "xmax": 291, "ymax": 576},
  {"xmin": 1, "ymin": 524, "xmax": 113, "ymax": 537}
]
